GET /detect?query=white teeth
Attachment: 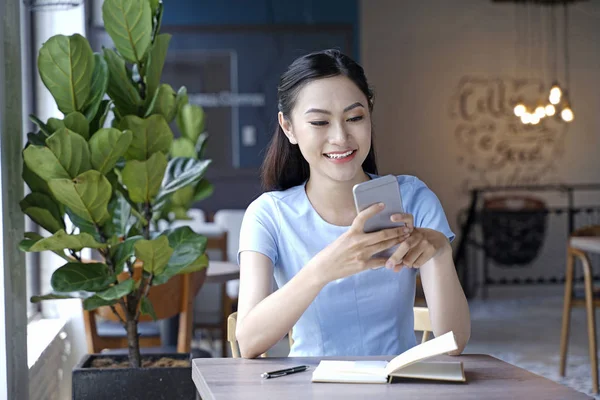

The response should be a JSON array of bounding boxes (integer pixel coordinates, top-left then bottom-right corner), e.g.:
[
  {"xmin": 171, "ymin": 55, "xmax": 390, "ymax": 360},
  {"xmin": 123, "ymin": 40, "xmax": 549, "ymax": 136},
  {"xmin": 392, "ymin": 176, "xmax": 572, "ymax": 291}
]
[{"xmin": 326, "ymin": 150, "xmax": 354, "ymax": 159}]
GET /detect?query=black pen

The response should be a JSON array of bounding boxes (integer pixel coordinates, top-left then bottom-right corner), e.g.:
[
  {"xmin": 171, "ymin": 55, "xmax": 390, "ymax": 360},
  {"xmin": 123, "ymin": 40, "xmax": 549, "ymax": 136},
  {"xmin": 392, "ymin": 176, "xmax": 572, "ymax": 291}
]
[{"xmin": 261, "ymin": 365, "xmax": 308, "ymax": 379}]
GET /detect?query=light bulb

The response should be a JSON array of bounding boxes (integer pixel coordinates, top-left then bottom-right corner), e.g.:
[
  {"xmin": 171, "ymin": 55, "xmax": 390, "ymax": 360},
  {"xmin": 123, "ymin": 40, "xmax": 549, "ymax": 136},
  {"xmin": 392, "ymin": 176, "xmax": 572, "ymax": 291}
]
[
  {"xmin": 530, "ymin": 115, "xmax": 541, "ymax": 125},
  {"xmin": 545, "ymin": 104, "xmax": 556, "ymax": 116},
  {"xmin": 550, "ymin": 86, "xmax": 562, "ymax": 98},
  {"xmin": 549, "ymin": 93, "xmax": 561, "ymax": 105},
  {"xmin": 561, "ymin": 107, "xmax": 574, "ymax": 122},
  {"xmin": 534, "ymin": 106, "xmax": 546, "ymax": 118},
  {"xmin": 514, "ymin": 104, "xmax": 526, "ymax": 117},
  {"xmin": 521, "ymin": 113, "xmax": 532, "ymax": 124}
]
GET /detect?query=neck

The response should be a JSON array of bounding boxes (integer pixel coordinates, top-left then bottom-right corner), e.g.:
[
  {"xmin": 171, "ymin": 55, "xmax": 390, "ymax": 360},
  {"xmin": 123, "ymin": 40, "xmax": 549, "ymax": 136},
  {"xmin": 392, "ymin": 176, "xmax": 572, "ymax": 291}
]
[{"xmin": 305, "ymin": 170, "xmax": 371, "ymax": 226}]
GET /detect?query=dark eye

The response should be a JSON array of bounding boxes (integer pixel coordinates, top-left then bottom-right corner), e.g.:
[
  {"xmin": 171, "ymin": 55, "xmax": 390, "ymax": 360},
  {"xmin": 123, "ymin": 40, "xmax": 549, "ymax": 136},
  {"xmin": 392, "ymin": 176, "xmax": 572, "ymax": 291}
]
[
  {"xmin": 310, "ymin": 121, "xmax": 328, "ymax": 126},
  {"xmin": 347, "ymin": 116, "xmax": 363, "ymax": 122}
]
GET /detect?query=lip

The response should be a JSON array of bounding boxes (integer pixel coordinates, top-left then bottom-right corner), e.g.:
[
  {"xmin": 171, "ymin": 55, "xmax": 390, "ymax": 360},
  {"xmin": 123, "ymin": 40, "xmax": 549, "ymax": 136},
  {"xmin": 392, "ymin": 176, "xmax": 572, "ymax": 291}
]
[{"xmin": 323, "ymin": 149, "xmax": 356, "ymax": 155}]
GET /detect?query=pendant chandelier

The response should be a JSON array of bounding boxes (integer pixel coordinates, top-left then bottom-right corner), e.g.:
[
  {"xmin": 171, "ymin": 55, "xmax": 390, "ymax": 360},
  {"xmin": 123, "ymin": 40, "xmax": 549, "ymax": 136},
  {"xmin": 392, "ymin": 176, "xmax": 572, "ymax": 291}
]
[{"xmin": 494, "ymin": 0, "xmax": 583, "ymax": 125}]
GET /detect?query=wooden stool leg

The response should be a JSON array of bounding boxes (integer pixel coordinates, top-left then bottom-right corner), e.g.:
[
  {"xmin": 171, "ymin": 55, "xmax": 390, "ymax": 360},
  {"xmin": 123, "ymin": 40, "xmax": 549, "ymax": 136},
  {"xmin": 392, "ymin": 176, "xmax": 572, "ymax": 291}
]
[
  {"xmin": 560, "ymin": 250, "xmax": 575, "ymax": 377},
  {"xmin": 580, "ymin": 251, "xmax": 599, "ymax": 394}
]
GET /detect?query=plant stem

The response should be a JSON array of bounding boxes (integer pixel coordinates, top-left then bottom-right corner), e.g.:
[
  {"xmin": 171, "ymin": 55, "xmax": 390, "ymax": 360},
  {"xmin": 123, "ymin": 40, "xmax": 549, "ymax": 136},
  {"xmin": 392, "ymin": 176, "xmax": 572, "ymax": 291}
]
[
  {"xmin": 109, "ymin": 304, "xmax": 127, "ymax": 328},
  {"xmin": 135, "ymin": 273, "xmax": 154, "ymax": 321},
  {"xmin": 125, "ymin": 312, "xmax": 141, "ymax": 368}
]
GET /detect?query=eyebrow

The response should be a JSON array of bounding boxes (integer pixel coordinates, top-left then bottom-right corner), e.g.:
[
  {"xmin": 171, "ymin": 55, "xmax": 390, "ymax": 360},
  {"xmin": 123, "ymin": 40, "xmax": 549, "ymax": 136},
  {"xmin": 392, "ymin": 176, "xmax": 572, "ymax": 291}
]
[{"xmin": 304, "ymin": 102, "xmax": 365, "ymax": 115}]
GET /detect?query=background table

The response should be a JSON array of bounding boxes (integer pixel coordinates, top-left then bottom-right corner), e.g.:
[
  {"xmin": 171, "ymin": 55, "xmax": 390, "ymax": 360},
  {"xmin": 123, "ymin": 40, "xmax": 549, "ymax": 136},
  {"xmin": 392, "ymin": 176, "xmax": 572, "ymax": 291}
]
[{"xmin": 192, "ymin": 354, "xmax": 593, "ymax": 400}]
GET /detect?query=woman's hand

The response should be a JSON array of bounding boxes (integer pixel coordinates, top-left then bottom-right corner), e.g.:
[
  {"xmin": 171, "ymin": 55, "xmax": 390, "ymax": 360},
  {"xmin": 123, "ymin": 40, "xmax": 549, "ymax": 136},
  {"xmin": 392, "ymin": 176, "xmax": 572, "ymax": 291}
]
[
  {"xmin": 384, "ymin": 213, "xmax": 450, "ymax": 272},
  {"xmin": 312, "ymin": 203, "xmax": 411, "ymax": 284}
]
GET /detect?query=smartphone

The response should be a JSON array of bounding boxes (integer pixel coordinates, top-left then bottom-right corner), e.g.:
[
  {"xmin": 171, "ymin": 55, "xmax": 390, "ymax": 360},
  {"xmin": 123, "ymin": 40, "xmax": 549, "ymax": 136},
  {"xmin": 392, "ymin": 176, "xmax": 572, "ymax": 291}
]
[{"xmin": 352, "ymin": 174, "xmax": 405, "ymax": 260}]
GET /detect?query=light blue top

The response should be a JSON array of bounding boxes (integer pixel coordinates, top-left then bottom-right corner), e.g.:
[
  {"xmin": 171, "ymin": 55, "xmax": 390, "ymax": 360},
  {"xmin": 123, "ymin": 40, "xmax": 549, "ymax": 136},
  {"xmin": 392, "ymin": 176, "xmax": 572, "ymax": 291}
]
[{"xmin": 237, "ymin": 174, "xmax": 455, "ymax": 357}]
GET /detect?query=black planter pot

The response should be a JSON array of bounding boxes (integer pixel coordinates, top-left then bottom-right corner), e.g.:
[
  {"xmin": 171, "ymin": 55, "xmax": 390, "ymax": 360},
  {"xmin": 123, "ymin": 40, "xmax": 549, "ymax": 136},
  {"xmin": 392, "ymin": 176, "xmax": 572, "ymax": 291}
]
[{"xmin": 72, "ymin": 352, "xmax": 209, "ymax": 400}]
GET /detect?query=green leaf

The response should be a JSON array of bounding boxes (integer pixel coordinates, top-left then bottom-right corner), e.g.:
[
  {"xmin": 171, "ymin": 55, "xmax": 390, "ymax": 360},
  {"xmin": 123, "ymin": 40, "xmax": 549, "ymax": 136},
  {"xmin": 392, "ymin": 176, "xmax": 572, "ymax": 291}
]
[
  {"xmin": 175, "ymin": 86, "xmax": 188, "ymax": 111},
  {"xmin": 22, "ymin": 162, "xmax": 52, "ymax": 196},
  {"xmin": 170, "ymin": 137, "xmax": 196, "ymax": 159},
  {"xmin": 96, "ymin": 278, "xmax": 135, "ymax": 300},
  {"xmin": 122, "ymin": 151, "xmax": 167, "ymax": 203},
  {"xmin": 103, "ymin": 48, "xmax": 143, "ymax": 116},
  {"xmin": 163, "ymin": 226, "xmax": 207, "ymax": 276},
  {"xmin": 103, "ymin": 192, "xmax": 135, "ymax": 238},
  {"xmin": 28, "ymin": 230, "xmax": 106, "ymax": 252},
  {"xmin": 157, "ymin": 157, "xmax": 211, "ymax": 200},
  {"xmin": 31, "ymin": 291, "xmax": 93, "ymax": 303},
  {"xmin": 65, "ymin": 207, "xmax": 102, "ymax": 242},
  {"xmin": 134, "ymin": 235, "xmax": 173, "ymax": 275},
  {"xmin": 26, "ymin": 132, "xmax": 47, "ymax": 146},
  {"xmin": 149, "ymin": 0, "xmax": 160, "ymax": 17},
  {"xmin": 102, "ymin": 0, "xmax": 152, "ymax": 64},
  {"xmin": 51, "ymin": 262, "xmax": 114, "ymax": 292},
  {"xmin": 49, "ymin": 170, "xmax": 112, "ymax": 225},
  {"xmin": 24, "ymin": 128, "xmax": 92, "ymax": 182},
  {"xmin": 47, "ymin": 118, "xmax": 65, "ymax": 134},
  {"xmin": 120, "ymin": 114, "xmax": 173, "ymax": 161},
  {"xmin": 23, "ymin": 146, "xmax": 69, "ymax": 182},
  {"xmin": 19, "ymin": 232, "xmax": 44, "ymax": 252},
  {"xmin": 170, "ymin": 186, "xmax": 194, "ymax": 209},
  {"xmin": 144, "ymin": 33, "xmax": 171, "ymax": 106},
  {"xmin": 177, "ymin": 253, "xmax": 209, "ymax": 275},
  {"xmin": 110, "ymin": 235, "xmax": 142, "ymax": 272},
  {"xmin": 64, "ymin": 112, "xmax": 89, "ymax": 140},
  {"xmin": 89, "ymin": 99, "xmax": 112, "ymax": 133},
  {"xmin": 19, "ymin": 192, "xmax": 65, "ymax": 233},
  {"xmin": 83, "ymin": 53, "xmax": 109, "ymax": 121},
  {"xmin": 145, "ymin": 83, "xmax": 177, "ymax": 122},
  {"xmin": 140, "ymin": 296, "xmax": 157, "ymax": 320},
  {"xmin": 195, "ymin": 132, "xmax": 209, "ymax": 158},
  {"xmin": 193, "ymin": 179, "xmax": 214, "ymax": 202},
  {"xmin": 89, "ymin": 128, "xmax": 133, "ymax": 174},
  {"xmin": 176, "ymin": 103, "xmax": 204, "ymax": 144},
  {"xmin": 29, "ymin": 114, "xmax": 51, "ymax": 137},
  {"xmin": 37, "ymin": 34, "xmax": 94, "ymax": 114},
  {"xmin": 83, "ymin": 295, "xmax": 118, "ymax": 310}
]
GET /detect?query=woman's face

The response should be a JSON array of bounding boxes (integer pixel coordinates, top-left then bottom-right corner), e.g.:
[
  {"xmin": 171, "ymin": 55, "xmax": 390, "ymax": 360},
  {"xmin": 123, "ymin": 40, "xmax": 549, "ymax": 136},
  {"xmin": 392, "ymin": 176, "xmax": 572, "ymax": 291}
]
[{"xmin": 279, "ymin": 75, "xmax": 371, "ymax": 185}]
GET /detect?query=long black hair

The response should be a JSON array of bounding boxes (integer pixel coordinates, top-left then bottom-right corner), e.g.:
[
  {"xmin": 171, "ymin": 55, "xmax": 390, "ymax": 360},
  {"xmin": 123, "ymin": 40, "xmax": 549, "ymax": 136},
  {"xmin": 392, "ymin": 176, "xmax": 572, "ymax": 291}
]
[{"xmin": 260, "ymin": 49, "xmax": 378, "ymax": 191}]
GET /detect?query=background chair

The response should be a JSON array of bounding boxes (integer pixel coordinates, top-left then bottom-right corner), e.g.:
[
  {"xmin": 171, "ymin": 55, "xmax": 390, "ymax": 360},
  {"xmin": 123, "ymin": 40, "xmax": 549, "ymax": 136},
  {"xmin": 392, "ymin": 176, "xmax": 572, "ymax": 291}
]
[
  {"xmin": 226, "ymin": 307, "xmax": 432, "ymax": 358},
  {"xmin": 82, "ymin": 264, "xmax": 207, "ymax": 355},
  {"xmin": 560, "ymin": 224, "xmax": 600, "ymax": 394}
]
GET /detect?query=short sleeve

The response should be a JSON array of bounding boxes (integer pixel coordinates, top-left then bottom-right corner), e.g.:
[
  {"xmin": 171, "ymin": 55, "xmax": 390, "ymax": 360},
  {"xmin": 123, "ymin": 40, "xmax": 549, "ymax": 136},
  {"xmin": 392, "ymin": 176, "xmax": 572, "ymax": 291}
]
[
  {"xmin": 409, "ymin": 178, "xmax": 455, "ymax": 242},
  {"xmin": 237, "ymin": 193, "xmax": 279, "ymax": 266}
]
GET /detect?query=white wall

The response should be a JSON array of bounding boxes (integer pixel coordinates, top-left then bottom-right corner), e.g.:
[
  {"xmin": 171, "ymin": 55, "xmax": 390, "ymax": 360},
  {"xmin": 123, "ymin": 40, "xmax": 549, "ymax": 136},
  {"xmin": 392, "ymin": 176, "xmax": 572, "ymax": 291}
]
[{"xmin": 361, "ymin": 0, "xmax": 600, "ymax": 286}]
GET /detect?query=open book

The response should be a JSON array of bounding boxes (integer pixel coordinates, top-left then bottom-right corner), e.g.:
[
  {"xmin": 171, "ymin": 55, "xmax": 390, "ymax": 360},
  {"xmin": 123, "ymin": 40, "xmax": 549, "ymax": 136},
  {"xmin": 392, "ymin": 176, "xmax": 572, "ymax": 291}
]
[{"xmin": 311, "ymin": 331, "xmax": 465, "ymax": 384}]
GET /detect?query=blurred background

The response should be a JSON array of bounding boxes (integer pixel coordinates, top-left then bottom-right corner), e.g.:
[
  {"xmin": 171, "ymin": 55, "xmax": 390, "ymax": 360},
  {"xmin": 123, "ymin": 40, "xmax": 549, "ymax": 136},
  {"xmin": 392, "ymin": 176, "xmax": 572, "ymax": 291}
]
[{"xmin": 3, "ymin": 0, "xmax": 600, "ymax": 398}]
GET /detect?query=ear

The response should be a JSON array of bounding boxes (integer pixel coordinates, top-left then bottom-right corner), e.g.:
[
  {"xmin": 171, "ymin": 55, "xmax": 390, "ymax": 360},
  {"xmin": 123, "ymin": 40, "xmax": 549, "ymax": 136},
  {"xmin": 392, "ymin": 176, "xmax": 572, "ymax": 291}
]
[{"xmin": 278, "ymin": 112, "xmax": 297, "ymax": 145}]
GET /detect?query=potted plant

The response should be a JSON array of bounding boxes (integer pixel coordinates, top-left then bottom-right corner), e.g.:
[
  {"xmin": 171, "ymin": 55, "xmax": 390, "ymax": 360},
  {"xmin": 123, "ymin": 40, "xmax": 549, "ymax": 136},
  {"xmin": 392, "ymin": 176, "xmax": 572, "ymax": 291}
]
[{"xmin": 19, "ymin": 0, "xmax": 212, "ymax": 398}]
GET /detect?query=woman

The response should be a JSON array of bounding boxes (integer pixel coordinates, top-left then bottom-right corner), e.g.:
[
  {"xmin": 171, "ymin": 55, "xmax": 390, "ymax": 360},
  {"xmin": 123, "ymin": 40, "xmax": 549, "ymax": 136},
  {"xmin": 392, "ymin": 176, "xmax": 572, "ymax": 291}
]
[{"xmin": 236, "ymin": 49, "xmax": 470, "ymax": 359}]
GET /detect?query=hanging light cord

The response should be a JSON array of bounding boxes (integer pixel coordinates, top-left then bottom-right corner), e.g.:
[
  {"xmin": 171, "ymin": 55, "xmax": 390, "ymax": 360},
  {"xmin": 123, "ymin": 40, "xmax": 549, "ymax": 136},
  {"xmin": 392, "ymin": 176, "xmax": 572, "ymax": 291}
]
[
  {"xmin": 564, "ymin": 2, "xmax": 570, "ymax": 90},
  {"xmin": 550, "ymin": 5, "xmax": 558, "ymax": 83}
]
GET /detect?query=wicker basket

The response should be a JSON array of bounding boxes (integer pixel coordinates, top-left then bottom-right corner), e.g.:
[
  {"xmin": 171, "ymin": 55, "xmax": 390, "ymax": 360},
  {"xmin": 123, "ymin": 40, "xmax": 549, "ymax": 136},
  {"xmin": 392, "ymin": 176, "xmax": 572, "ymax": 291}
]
[{"xmin": 480, "ymin": 195, "xmax": 548, "ymax": 266}]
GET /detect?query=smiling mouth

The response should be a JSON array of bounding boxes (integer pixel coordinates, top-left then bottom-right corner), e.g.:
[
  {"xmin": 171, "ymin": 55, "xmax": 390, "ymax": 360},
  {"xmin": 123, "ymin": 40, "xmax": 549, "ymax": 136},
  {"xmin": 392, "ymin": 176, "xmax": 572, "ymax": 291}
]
[{"xmin": 323, "ymin": 150, "xmax": 356, "ymax": 159}]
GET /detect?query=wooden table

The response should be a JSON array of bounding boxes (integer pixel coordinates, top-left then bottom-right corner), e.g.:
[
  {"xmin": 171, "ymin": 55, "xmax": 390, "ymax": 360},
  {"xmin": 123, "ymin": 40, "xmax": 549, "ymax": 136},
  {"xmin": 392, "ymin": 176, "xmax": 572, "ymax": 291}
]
[
  {"xmin": 205, "ymin": 261, "xmax": 239, "ymax": 284},
  {"xmin": 191, "ymin": 354, "xmax": 593, "ymax": 399}
]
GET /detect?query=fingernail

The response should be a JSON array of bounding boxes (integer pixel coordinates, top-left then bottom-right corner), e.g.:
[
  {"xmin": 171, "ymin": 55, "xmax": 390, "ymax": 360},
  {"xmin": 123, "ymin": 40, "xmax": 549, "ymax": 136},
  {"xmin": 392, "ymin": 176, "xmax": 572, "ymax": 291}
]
[
  {"xmin": 386, "ymin": 260, "xmax": 394, "ymax": 269},
  {"xmin": 403, "ymin": 227, "xmax": 410, "ymax": 233},
  {"xmin": 378, "ymin": 203, "xmax": 385, "ymax": 208}
]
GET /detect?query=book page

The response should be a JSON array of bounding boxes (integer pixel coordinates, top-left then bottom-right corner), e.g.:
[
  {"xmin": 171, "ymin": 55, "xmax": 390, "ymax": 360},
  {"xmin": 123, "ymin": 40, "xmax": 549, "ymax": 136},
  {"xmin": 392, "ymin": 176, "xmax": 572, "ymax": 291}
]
[
  {"xmin": 311, "ymin": 360, "xmax": 388, "ymax": 382},
  {"xmin": 385, "ymin": 331, "xmax": 458, "ymax": 376},
  {"xmin": 390, "ymin": 361, "xmax": 465, "ymax": 382}
]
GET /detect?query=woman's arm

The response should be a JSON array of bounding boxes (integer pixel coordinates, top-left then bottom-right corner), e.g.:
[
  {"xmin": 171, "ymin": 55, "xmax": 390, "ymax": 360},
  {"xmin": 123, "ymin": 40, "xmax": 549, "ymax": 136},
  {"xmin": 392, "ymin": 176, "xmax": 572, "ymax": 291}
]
[
  {"xmin": 419, "ymin": 240, "xmax": 471, "ymax": 355},
  {"xmin": 236, "ymin": 251, "xmax": 326, "ymax": 359}
]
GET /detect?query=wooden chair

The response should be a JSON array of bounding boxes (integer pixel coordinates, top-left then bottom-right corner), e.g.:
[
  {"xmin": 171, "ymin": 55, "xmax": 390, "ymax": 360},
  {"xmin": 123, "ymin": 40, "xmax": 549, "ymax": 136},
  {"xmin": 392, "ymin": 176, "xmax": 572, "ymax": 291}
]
[
  {"xmin": 226, "ymin": 307, "xmax": 433, "ymax": 358},
  {"xmin": 82, "ymin": 263, "xmax": 207, "ymax": 354},
  {"xmin": 560, "ymin": 225, "xmax": 600, "ymax": 394}
]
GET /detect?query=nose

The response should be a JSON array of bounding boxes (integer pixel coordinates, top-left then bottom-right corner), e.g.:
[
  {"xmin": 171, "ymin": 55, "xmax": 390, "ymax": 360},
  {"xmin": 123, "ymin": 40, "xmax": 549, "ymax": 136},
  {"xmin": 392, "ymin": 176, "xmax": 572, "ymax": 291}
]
[{"xmin": 328, "ymin": 122, "xmax": 349, "ymax": 145}]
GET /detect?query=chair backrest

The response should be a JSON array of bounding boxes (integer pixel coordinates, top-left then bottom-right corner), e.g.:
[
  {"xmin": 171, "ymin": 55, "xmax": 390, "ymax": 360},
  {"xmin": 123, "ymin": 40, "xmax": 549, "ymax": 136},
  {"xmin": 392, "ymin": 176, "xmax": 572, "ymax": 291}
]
[
  {"xmin": 82, "ymin": 264, "xmax": 207, "ymax": 354},
  {"xmin": 213, "ymin": 209, "xmax": 246, "ymax": 264},
  {"xmin": 226, "ymin": 306, "xmax": 432, "ymax": 358}
]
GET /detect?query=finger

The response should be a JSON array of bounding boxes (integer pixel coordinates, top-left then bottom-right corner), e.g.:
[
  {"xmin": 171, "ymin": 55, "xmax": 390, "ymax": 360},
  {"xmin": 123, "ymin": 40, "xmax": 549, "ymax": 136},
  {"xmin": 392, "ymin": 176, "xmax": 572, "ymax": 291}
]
[
  {"xmin": 390, "ymin": 213, "xmax": 414, "ymax": 230},
  {"xmin": 402, "ymin": 244, "xmax": 426, "ymax": 267},
  {"xmin": 364, "ymin": 226, "xmax": 409, "ymax": 246},
  {"xmin": 385, "ymin": 234, "xmax": 422, "ymax": 268},
  {"xmin": 352, "ymin": 203, "xmax": 385, "ymax": 231},
  {"xmin": 412, "ymin": 247, "xmax": 437, "ymax": 268},
  {"xmin": 365, "ymin": 257, "xmax": 390, "ymax": 270},
  {"xmin": 367, "ymin": 234, "xmax": 409, "ymax": 254}
]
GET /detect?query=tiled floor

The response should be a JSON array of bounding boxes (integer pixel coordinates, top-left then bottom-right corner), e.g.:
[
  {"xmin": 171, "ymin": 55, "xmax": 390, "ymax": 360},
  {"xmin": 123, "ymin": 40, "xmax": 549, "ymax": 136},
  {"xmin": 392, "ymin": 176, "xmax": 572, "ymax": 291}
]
[{"xmin": 194, "ymin": 284, "xmax": 600, "ymax": 398}]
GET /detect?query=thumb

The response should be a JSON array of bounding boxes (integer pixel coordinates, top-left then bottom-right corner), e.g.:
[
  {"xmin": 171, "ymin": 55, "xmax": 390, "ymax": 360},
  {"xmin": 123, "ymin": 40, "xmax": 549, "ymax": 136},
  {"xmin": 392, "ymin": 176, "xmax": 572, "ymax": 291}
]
[{"xmin": 352, "ymin": 202, "xmax": 385, "ymax": 232}]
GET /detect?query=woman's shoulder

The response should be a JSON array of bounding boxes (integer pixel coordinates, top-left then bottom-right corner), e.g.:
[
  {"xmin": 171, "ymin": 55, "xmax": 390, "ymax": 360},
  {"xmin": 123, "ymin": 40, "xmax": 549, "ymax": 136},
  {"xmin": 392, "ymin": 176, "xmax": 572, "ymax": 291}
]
[{"xmin": 246, "ymin": 184, "xmax": 306, "ymax": 215}]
